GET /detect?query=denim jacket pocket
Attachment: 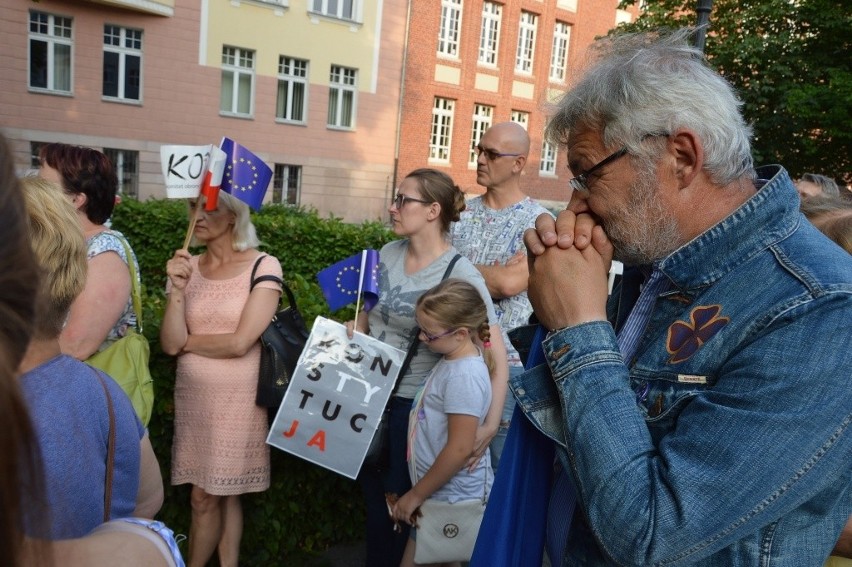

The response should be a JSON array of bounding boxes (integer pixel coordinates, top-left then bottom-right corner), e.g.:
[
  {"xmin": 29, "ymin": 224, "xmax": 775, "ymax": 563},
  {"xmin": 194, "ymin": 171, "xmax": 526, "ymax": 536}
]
[{"xmin": 630, "ymin": 368, "xmax": 718, "ymax": 444}]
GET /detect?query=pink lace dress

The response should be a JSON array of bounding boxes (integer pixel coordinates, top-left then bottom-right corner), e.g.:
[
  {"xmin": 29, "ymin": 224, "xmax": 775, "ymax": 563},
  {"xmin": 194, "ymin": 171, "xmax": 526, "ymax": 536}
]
[{"xmin": 169, "ymin": 254, "xmax": 282, "ymax": 495}]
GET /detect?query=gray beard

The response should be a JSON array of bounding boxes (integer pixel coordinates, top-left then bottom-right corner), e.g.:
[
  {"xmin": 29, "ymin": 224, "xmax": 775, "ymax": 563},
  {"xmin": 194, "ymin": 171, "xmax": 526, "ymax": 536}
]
[{"xmin": 604, "ymin": 167, "xmax": 681, "ymax": 266}]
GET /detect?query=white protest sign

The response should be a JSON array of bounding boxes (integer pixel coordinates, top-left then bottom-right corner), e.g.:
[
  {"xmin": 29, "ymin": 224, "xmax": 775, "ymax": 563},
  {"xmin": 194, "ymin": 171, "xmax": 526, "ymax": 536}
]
[
  {"xmin": 159, "ymin": 144, "xmax": 213, "ymax": 198},
  {"xmin": 266, "ymin": 316, "xmax": 405, "ymax": 479}
]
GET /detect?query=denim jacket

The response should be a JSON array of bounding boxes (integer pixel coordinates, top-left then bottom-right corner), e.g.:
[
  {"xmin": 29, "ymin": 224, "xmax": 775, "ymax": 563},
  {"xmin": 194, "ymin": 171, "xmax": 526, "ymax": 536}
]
[{"xmin": 512, "ymin": 166, "xmax": 852, "ymax": 566}]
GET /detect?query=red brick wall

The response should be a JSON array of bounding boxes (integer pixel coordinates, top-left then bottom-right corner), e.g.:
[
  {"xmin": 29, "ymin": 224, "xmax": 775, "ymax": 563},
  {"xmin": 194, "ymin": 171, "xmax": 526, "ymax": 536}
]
[{"xmin": 397, "ymin": 0, "xmax": 627, "ymax": 204}]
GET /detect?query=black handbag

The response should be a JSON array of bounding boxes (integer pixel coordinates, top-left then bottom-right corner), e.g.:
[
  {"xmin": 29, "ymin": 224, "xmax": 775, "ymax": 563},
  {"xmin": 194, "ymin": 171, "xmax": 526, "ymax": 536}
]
[{"xmin": 250, "ymin": 256, "xmax": 309, "ymax": 410}]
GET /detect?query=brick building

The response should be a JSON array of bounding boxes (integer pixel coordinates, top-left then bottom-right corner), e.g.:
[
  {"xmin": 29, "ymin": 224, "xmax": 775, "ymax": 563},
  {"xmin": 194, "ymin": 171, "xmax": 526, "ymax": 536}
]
[
  {"xmin": 1, "ymin": 0, "xmax": 633, "ymax": 221},
  {"xmin": 397, "ymin": 0, "xmax": 634, "ymax": 206},
  {"xmin": 1, "ymin": 0, "xmax": 407, "ymax": 222}
]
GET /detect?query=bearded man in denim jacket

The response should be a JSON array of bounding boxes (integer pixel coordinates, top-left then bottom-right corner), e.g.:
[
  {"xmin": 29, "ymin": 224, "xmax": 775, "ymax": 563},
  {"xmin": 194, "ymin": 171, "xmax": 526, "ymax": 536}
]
[{"xmin": 517, "ymin": 29, "xmax": 852, "ymax": 565}]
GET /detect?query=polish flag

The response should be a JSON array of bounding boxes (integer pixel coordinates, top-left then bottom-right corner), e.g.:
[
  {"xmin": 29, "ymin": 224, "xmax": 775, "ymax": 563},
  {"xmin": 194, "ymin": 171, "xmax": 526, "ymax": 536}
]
[{"xmin": 200, "ymin": 146, "xmax": 227, "ymax": 211}]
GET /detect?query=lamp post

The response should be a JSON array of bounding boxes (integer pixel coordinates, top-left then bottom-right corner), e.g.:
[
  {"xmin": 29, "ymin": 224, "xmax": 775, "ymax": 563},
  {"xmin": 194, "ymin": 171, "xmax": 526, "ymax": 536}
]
[{"xmin": 695, "ymin": 0, "xmax": 713, "ymax": 53}]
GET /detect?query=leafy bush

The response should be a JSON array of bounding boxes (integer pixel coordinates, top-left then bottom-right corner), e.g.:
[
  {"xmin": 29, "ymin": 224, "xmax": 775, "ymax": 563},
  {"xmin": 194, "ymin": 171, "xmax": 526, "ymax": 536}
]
[{"xmin": 111, "ymin": 200, "xmax": 395, "ymax": 564}]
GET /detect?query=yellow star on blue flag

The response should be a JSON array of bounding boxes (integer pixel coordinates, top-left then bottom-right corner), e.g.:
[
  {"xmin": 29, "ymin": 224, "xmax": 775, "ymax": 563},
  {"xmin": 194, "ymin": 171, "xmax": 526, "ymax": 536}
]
[
  {"xmin": 219, "ymin": 137, "xmax": 272, "ymax": 211},
  {"xmin": 316, "ymin": 250, "xmax": 380, "ymax": 312}
]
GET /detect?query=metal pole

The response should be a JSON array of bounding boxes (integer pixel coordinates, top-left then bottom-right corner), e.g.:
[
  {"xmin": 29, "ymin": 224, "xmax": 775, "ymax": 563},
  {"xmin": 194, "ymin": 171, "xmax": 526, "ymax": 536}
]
[{"xmin": 695, "ymin": 0, "xmax": 713, "ymax": 53}]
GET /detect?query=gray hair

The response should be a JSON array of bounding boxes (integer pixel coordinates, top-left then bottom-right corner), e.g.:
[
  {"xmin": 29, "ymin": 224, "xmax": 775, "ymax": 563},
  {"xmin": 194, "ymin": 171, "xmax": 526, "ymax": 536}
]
[
  {"xmin": 801, "ymin": 173, "xmax": 840, "ymax": 196},
  {"xmin": 545, "ymin": 28, "xmax": 754, "ymax": 185}
]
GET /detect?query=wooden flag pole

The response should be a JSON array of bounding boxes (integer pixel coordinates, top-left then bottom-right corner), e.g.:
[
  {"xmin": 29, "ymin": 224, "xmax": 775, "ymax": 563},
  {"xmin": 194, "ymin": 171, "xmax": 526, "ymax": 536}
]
[
  {"xmin": 353, "ymin": 250, "xmax": 366, "ymax": 323},
  {"xmin": 182, "ymin": 200, "xmax": 201, "ymax": 250}
]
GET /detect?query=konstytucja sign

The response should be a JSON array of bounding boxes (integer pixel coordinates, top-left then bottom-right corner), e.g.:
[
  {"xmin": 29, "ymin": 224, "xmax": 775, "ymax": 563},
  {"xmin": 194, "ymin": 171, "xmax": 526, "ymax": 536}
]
[{"xmin": 267, "ymin": 316, "xmax": 404, "ymax": 479}]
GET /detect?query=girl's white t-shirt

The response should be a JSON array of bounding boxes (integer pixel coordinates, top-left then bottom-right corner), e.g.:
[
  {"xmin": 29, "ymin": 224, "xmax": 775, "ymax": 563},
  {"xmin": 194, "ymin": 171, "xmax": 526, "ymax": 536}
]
[{"xmin": 410, "ymin": 355, "xmax": 493, "ymax": 503}]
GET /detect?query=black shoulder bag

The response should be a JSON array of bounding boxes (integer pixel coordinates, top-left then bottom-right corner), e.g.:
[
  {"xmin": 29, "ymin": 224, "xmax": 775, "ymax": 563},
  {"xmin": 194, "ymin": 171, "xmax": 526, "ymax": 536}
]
[{"xmin": 250, "ymin": 255, "xmax": 310, "ymax": 412}]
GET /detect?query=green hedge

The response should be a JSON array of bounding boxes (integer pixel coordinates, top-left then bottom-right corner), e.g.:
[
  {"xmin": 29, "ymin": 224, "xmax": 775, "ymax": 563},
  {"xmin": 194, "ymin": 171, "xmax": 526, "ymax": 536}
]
[{"xmin": 111, "ymin": 200, "xmax": 395, "ymax": 565}]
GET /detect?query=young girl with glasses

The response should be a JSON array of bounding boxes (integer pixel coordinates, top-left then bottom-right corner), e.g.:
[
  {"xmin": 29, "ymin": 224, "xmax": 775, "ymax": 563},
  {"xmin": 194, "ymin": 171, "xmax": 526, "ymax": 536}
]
[{"xmin": 390, "ymin": 278, "xmax": 495, "ymax": 567}]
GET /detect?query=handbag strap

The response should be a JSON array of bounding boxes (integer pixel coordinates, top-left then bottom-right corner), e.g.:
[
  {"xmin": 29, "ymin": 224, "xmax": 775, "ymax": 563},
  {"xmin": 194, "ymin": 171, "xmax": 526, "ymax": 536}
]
[
  {"xmin": 391, "ymin": 253, "xmax": 463, "ymax": 395},
  {"xmin": 250, "ymin": 254, "xmax": 298, "ymax": 310},
  {"xmin": 408, "ymin": 366, "xmax": 489, "ymax": 502},
  {"xmin": 93, "ymin": 369, "xmax": 117, "ymax": 522},
  {"xmin": 113, "ymin": 232, "xmax": 143, "ymax": 332}
]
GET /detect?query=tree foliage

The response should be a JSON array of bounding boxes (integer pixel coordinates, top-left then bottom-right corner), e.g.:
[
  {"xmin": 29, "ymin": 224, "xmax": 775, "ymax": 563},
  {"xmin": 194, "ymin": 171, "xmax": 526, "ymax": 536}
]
[{"xmin": 616, "ymin": 0, "xmax": 851, "ymax": 184}]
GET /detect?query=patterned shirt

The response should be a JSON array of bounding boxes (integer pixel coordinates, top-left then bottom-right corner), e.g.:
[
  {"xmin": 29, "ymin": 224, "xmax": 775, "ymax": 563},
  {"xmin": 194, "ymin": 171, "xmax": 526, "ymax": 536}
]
[
  {"xmin": 451, "ymin": 196, "xmax": 553, "ymax": 364},
  {"xmin": 87, "ymin": 230, "xmax": 141, "ymax": 348}
]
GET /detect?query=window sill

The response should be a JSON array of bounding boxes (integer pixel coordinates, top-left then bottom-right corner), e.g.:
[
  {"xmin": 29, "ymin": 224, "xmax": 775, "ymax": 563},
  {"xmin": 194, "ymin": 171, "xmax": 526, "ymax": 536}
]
[
  {"xmin": 102, "ymin": 96, "xmax": 143, "ymax": 106},
  {"xmin": 219, "ymin": 112, "xmax": 255, "ymax": 120},
  {"xmin": 28, "ymin": 87, "xmax": 73, "ymax": 97},
  {"xmin": 275, "ymin": 118, "xmax": 308, "ymax": 127},
  {"xmin": 231, "ymin": 0, "xmax": 289, "ymax": 14},
  {"xmin": 307, "ymin": 10, "xmax": 363, "ymax": 30}
]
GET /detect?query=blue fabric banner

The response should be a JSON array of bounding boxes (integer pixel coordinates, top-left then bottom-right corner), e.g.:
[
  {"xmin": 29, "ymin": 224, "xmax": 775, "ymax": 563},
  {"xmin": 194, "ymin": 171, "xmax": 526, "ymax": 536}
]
[{"xmin": 470, "ymin": 324, "xmax": 554, "ymax": 567}]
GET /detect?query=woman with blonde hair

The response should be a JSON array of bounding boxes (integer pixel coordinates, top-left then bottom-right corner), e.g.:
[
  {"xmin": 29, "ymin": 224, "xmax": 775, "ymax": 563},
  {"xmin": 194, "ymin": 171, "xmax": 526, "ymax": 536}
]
[
  {"xmin": 161, "ymin": 191, "xmax": 283, "ymax": 567},
  {"xmin": 0, "ymin": 136, "xmax": 180, "ymax": 566},
  {"xmin": 18, "ymin": 177, "xmax": 164, "ymax": 538}
]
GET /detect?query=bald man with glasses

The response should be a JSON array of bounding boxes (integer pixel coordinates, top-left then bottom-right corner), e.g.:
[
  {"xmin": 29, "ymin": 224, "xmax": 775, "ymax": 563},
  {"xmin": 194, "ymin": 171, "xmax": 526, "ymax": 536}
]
[{"xmin": 450, "ymin": 121, "xmax": 552, "ymax": 470}]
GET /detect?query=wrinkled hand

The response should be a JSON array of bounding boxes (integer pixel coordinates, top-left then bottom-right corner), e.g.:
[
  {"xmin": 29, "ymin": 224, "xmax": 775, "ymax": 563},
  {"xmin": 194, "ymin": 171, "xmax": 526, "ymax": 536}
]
[
  {"xmin": 166, "ymin": 249, "xmax": 193, "ymax": 291},
  {"xmin": 391, "ymin": 490, "xmax": 424, "ymax": 527},
  {"xmin": 523, "ymin": 210, "xmax": 614, "ymax": 330},
  {"xmin": 524, "ymin": 210, "xmax": 601, "ymax": 256}
]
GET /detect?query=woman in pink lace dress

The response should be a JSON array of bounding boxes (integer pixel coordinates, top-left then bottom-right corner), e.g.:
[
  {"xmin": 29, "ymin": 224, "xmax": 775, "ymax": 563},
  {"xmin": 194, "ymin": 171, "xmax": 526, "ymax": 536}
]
[{"xmin": 160, "ymin": 192, "xmax": 282, "ymax": 567}]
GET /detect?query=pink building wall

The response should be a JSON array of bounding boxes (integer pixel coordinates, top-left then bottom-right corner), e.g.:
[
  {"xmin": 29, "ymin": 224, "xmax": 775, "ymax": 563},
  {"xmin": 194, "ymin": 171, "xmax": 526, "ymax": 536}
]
[{"xmin": 0, "ymin": 0, "xmax": 408, "ymax": 222}]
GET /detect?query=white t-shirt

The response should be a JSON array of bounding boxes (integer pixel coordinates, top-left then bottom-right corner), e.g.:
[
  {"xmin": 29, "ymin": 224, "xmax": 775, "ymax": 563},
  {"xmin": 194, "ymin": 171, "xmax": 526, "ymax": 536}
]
[
  {"xmin": 409, "ymin": 355, "xmax": 493, "ymax": 503},
  {"xmin": 367, "ymin": 239, "xmax": 498, "ymax": 400}
]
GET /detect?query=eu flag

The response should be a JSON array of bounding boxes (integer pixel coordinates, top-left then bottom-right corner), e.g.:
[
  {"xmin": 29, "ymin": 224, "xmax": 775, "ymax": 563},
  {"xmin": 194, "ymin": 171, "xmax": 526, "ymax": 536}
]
[
  {"xmin": 317, "ymin": 250, "xmax": 380, "ymax": 312},
  {"xmin": 219, "ymin": 137, "xmax": 273, "ymax": 211}
]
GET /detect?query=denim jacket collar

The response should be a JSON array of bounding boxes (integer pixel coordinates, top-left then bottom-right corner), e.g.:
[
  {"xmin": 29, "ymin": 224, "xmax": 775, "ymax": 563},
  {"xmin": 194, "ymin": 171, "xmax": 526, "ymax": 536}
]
[{"xmin": 655, "ymin": 165, "xmax": 799, "ymax": 296}]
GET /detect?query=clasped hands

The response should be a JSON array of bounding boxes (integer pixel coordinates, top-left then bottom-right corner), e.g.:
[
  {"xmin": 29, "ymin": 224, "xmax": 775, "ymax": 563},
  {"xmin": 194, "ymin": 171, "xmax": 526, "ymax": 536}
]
[{"xmin": 523, "ymin": 208, "xmax": 613, "ymax": 331}]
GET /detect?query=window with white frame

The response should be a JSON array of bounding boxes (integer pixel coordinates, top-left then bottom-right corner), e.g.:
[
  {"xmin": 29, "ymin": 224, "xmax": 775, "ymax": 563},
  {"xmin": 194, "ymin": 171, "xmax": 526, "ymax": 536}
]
[
  {"xmin": 276, "ymin": 57, "xmax": 308, "ymax": 123},
  {"xmin": 220, "ymin": 46, "xmax": 254, "ymax": 116},
  {"xmin": 511, "ymin": 110, "xmax": 529, "ymax": 130},
  {"xmin": 438, "ymin": 0, "xmax": 463, "ymax": 58},
  {"xmin": 29, "ymin": 11, "xmax": 72, "ymax": 93},
  {"xmin": 327, "ymin": 65, "xmax": 357, "ymax": 129},
  {"xmin": 549, "ymin": 21, "xmax": 571, "ymax": 82},
  {"xmin": 469, "ymin": 104, "xmax": 494, "ymax": 165},
  {"xmin": 103, "ymin": 25, "xmax": 142, "ymax": 102},
  {"xmin": 515, "ymin": 11, "xmax": 538, "ymax": 74},
  {"xmin": 273, "ymin": 164, "xmax": 301, "ymax": 205},
  {"xmin": 430, "ymin": 97, "xmax": 455, "ymax": 163},
  {"xmin": 540, "ymin": 140, "xmax": 557, "ymax": 175},
  {"xmin": 311, "ymin": 0, "xmax": 357, "ymax": 20},
  {"xmin": 104, "ymin": 148, "xmax": 139, "ymax": 199},
  {"xmin": 478, "ymin": 2, "xmax": 501, "ymax": 66}
]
